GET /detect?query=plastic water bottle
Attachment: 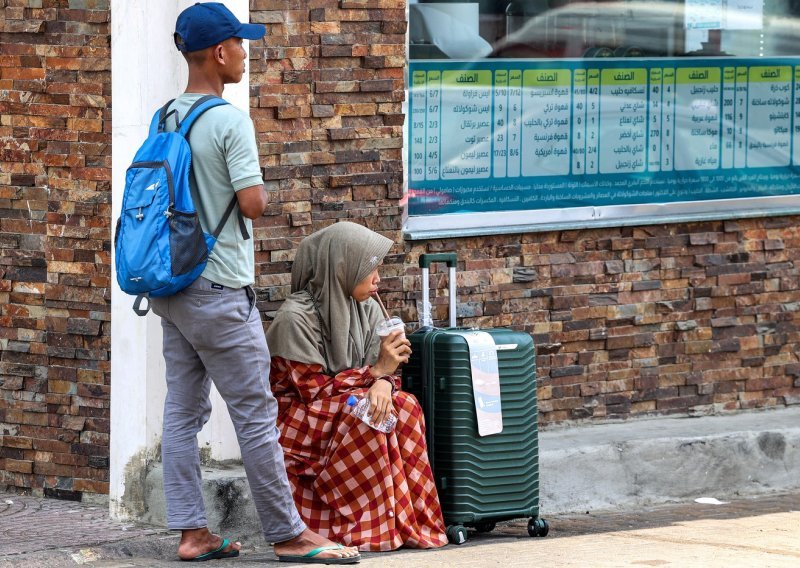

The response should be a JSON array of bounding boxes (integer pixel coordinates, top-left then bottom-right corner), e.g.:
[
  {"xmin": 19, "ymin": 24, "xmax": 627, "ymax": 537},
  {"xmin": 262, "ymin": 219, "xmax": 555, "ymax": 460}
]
[{"xmin": 346, "ymin": 395, "xmax": 397, "ymax": 433}]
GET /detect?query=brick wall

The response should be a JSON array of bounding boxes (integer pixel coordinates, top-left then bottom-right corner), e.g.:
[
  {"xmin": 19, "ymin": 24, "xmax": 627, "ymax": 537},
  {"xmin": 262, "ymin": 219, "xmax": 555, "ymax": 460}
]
[
  {"xmin": 248, "ymin": 0, "xmax": 800, "ymax": 425},
  {"xmin": 2, "ymin": 0, "xmax": 799, "ymax": 497},
  {"xmin": 400, "ymin": 221, "xmax": 800, "ymax": 424},
  {"xmin": 0, "ymin": 0, "xmax": 112, "ymax": 497},
  {"xmin": 247, "ymin": 0, "xmax": 407, "ymax": 267}
]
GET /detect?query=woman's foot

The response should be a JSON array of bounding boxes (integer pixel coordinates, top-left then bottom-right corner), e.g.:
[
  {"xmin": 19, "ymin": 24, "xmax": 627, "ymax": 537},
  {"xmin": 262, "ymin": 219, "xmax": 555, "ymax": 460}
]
[
  {"xmin": 273, "ymin": 528, "xmax": 360, "ymax": 560},
  {"xmin": 177, "ymin": 528, "xmax": 241, "ymax": 561}
]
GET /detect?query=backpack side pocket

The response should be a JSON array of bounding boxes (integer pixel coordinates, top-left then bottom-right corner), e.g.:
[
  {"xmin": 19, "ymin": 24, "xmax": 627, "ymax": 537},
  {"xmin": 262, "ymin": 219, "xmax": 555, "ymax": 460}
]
[{"xmin": 168, "ymin": 208, "xmax": 209, "ymax": 276}]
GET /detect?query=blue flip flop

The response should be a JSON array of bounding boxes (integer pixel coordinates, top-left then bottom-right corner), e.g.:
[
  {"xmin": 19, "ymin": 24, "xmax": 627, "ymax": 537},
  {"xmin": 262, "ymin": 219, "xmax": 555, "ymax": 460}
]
[
  {"xmin": 183, "ymin": 538, "xmax": 240, "ymax": 562},
  {"xmin": 277, "ymin": 543, "xmax": 361, "ymax": 564}
]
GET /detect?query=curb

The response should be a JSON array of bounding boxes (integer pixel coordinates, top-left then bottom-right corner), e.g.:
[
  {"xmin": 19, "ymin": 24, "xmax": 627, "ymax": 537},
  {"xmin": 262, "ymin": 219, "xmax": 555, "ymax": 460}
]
[
  {"xmin": 138, "ymin": 408, "xmax": 800, "ymax": 536},
  {"xmin": 540, "ymin": 428, "xmax": 800, "ymax": 514}
]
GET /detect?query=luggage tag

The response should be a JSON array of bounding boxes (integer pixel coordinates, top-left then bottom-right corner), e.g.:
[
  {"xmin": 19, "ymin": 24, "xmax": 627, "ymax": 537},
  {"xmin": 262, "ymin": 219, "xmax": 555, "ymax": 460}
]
[{"xmin": 452, "ymin": 330, "xmax": 503, "ymax": 436}]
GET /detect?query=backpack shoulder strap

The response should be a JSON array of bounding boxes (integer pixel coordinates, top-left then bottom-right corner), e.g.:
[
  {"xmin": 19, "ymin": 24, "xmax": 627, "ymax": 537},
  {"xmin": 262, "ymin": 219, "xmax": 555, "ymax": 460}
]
[
  {"xmin": 172, "ymin": 95, "xmax": 250, "ymax": 241},
  {"xmin": 211, "ymin": 195, "xmax": 251, "ymax": 241},
  {"xmin": 148, "ymin": 99, "xmax": 175, "ymax": 136},
  {"xmin": 178, "ymin": 95, "xmax": 229, "ymax": 139}
]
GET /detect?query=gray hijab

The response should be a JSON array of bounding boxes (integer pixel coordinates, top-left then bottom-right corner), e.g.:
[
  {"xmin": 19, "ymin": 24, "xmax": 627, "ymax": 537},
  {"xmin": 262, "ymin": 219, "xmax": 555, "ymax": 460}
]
[{"xmin": 266, "ymin": 222, "xmax": 394, "ymax": 375}]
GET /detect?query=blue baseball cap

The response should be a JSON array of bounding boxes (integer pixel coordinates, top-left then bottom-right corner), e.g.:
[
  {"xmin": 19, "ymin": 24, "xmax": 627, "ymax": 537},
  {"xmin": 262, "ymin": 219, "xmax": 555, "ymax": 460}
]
[{"xmin": 174, "ymin": 2, "xmax": 266, "ymax": 53}]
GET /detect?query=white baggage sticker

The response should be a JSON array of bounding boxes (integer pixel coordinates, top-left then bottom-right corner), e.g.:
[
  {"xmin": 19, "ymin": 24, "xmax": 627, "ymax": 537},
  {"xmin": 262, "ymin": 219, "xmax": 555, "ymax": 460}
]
[{"xmin": 453, "ymin": 330, "xmax": 503, "ymax": 436}]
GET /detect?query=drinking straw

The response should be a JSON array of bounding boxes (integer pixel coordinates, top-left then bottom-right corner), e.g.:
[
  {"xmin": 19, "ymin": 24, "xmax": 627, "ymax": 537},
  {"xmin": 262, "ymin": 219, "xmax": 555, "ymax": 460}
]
[{"xmin": 372, "ymin": 291, "xmax": 391, "ymax": 319}]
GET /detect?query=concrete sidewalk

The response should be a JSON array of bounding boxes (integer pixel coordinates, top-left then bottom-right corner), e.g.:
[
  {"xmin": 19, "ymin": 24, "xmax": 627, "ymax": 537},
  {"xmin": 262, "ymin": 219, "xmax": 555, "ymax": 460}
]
[
  {"xmin": 137, "ymin": 406, "xmax": 800, "ymax": 537},
  {"xmin": 1, "ymin": 407, "xmax": 798, "ymax": 566},
  {"xmin": 1, "ymin": 490, "xmax": 798, "ymax": 566}
]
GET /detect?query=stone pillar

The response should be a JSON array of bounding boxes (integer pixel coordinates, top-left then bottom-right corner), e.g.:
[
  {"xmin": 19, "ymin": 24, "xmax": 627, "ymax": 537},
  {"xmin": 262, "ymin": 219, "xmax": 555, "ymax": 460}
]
[{"xmin": 110, "ymin": 0, "xmax": 251, "ymax": 521}]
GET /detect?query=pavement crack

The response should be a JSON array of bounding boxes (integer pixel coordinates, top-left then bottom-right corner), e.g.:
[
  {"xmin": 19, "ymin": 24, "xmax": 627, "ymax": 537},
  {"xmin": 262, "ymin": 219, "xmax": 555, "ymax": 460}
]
[{"xmin": 618, "ymin": 531, "xmax": 800, "ymax": 558}]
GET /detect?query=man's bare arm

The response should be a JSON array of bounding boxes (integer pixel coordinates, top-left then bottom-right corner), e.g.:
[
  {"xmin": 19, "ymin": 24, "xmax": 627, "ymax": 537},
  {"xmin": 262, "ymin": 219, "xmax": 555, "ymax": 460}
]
[{"xmin": 236, "ymin": 184, "xmax": 268, "ymax": 219}]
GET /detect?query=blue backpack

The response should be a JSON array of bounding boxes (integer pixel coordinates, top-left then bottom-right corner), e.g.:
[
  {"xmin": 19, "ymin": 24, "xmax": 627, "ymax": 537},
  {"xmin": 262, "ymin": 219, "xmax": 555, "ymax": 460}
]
[{"xmin": 114, "ymin": 95, "xmax": 248, "ymax": 315}]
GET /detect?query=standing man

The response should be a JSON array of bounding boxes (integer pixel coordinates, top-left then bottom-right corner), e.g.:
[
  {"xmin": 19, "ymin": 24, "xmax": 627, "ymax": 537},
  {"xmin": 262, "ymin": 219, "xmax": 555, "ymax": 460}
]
[{"xmin": 150, "ymin": 3, "xmax": 360, "ymax": 563}]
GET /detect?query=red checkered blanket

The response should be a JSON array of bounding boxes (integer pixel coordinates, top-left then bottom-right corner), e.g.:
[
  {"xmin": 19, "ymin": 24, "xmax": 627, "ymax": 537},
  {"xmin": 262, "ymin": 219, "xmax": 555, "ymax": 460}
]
[{"xmin": 270, "ymin": 356, "xmax": 448, "ymax": 551}]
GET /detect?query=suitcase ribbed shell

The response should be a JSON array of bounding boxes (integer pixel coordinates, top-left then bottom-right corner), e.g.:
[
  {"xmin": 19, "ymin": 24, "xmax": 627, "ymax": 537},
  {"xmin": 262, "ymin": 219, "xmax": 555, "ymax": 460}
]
[{"xmin": 404, "ymin": 328, "xmax": 540, "ymax": 526}]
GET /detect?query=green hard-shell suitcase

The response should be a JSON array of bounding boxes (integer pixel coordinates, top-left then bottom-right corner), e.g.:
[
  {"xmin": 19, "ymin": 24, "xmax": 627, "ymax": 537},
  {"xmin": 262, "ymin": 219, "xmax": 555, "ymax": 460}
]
[{"xmin": 403, "ymin": 253, "xmax": 549, "ymax": 545}]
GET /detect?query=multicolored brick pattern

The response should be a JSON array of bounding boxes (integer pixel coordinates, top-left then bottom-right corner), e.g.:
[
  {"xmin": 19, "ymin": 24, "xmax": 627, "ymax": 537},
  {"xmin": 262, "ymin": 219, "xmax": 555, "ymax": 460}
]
[
  {"xmin": 1, "ymin": 1, "xmax": 799, "ymax": 497},
  {"xmin": 247, "ymin": 0, "xmax": 407, "ymax": 305},
  {"xmin": 1, "ymin": 0, "xmax": 111, "ymax": 496},
  {"xmin": 400, "ymin": 221, "xmax": 800, "ymax": 423}
]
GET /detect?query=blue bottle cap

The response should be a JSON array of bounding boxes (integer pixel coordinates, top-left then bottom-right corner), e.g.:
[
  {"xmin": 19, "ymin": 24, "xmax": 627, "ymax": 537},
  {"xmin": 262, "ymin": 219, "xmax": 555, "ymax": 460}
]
[{"xmin": 346, "ymin": 395, "xmax": 357, "ymax": 406}]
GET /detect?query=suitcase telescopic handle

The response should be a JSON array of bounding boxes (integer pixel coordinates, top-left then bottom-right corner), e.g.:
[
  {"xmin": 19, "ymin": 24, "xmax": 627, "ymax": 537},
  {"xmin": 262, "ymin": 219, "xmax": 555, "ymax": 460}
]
[
  {"xmin": 418, "ymin": 253, "xmax": 457, "ymax": 269},
  {"xmin": 419, "ymin": 253, "xmax": 457, "ymax": 328}
]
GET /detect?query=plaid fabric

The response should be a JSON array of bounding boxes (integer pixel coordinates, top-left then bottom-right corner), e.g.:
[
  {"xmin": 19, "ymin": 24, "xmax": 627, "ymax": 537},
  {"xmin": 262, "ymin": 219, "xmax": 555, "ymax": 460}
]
[{"xmin": 270, "ymin": 356, "xmax": 448, "ymax": 551}]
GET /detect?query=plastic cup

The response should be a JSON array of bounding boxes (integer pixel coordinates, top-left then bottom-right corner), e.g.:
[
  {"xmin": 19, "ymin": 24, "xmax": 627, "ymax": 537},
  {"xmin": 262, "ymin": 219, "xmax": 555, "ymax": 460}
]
[{"xmin": 376, "ymin": 316, "xmax": 406, "ymax": 339}]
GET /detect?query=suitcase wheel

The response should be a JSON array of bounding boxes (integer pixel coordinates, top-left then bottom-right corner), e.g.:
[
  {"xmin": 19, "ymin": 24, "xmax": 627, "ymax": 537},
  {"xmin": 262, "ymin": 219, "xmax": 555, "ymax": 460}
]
[
  {"xmin": 446, "ymin": 524, "xmax": 468, "ymax": 545},
  {"xmin": 527, "ymin": 517, "xmax": 550, "ymax": 537},
  {"xmin": 474, "ymin": 520, "xmax": 496, "ymax": 533}
]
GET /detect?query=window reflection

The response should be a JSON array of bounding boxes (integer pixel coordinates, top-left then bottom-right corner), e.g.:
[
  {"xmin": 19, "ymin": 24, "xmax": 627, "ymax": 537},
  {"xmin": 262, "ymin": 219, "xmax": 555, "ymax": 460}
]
[
  {"xmin": 405, "ymin": 1, "xmax": 800, "ymax": 233},
  {"xmin": 408, "ymin": 0, "xmax": 800, "ymax": 60}
]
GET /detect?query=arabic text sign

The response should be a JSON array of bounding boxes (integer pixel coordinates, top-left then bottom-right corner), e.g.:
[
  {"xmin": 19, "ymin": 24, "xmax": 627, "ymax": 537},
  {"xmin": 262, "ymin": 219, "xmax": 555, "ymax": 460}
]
[{"xmin": 407, "ymin": 58, "xmax": 800, "ymax": 218}]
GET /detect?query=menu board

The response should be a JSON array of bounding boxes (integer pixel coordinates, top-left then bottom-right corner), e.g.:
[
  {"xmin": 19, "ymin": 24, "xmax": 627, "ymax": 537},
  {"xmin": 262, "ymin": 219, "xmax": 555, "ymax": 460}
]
[{"xmin": 407, "ymin": 58, "xmax": 800, "ymax": 218}]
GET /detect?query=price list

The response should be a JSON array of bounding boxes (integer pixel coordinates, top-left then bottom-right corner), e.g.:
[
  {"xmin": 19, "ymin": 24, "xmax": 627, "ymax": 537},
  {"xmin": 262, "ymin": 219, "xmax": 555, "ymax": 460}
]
[
  {"xmin": 599, "ymin": 68, "xmax": 648, "ymax": 173},
  {"xmin": 440, "ymin": 70, "xmax": 492, "ymax": 180},
  {"xmin": 522, "ymin": 69, "xmax": 571, "ymax": 176},
  {"xmin": 409, "ymin": 60, "xmax": 800, "ymax": 184},
  {"xmin": 746, "ymin": 66, "xmax": 792, "ymax": 168},
  {"xmin": 674, "ymin": 67, "xmax": 721, "ymax": 171}
]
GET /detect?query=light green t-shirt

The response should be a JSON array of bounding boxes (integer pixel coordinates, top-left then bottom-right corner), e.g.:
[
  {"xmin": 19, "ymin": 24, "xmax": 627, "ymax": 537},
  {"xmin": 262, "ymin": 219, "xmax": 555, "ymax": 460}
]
[{"xmin": 166, "ymin": 94, "xmax": 263, "ymax": 289}]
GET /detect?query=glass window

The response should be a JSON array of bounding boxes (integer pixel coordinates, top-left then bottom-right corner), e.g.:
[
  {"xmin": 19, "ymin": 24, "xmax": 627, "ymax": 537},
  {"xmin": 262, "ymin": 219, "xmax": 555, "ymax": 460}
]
[
  {"xmin": 405, "ymin": 1, "xmax": 800, "ymax": 239},
  {"xmin": 409, "ymin": 1, "xmax": 800, "ymax": 60}
]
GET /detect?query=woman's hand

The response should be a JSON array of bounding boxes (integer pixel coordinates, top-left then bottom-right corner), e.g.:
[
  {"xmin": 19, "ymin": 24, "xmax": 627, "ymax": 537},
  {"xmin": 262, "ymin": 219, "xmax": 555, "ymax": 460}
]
[
  {"xmin": 366, "ymin": 330, "xmax": 410, "ymax": 426},
  {"xmin": 366, "ymin": 379, "xmax": 394, "ymax": 426},
  {"xmin": 371, "ymin": 330, "xmax": 412, "ymax": 377}
]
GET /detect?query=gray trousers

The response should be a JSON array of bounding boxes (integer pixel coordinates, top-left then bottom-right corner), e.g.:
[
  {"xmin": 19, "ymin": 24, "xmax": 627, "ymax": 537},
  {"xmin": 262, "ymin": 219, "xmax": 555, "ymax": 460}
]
[{"xmin": 151, "ymin": 277, "xmax": 306, "ymax": 543}]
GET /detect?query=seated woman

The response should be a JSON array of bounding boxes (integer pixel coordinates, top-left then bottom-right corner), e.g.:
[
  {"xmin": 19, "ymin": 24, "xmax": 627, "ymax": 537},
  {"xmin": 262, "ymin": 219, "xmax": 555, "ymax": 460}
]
[{"xmin": 266, "ymin": 222, "xmax": 448, "ymax": 552}]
